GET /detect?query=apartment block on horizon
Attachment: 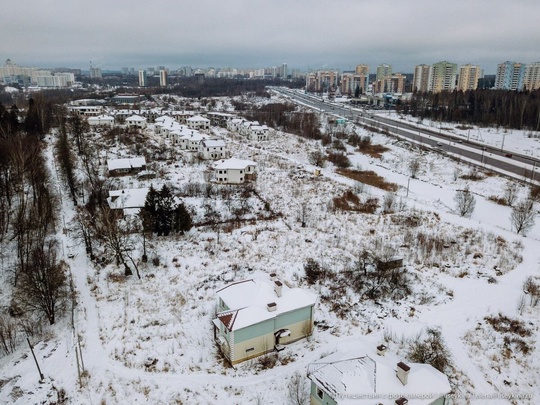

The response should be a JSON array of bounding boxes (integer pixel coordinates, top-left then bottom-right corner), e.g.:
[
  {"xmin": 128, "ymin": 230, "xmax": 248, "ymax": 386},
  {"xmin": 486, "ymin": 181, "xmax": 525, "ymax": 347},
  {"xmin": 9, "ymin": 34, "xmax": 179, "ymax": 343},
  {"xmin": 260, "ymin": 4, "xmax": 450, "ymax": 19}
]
[
  {"xmin": 138, "ymin": 69, "xmax": 147, "ymax": 87},
  {"xmin": 413, "ymin": 64, "xmax": 432, "ymax": 92},
  {"xmin": 523, "ymin": 62, "xmax": 540, "ymax": 90},
  {"xmin": 495, "ymin": 61, "xmax": 525, "ymax": 90},
  {"xmin": 159, "ymin": 69, "xmax": 167, "ymax": 86},
  {"xmin": 305, "ymin": 70, "xmax": 339, "ymax": 92},
  {"xmin": 430, "ymin": 61, "xmax": 457, "ymax": 93},
  {"xmin": 457, "ymin": 64, "xmax": 483, "ymax": 91}
]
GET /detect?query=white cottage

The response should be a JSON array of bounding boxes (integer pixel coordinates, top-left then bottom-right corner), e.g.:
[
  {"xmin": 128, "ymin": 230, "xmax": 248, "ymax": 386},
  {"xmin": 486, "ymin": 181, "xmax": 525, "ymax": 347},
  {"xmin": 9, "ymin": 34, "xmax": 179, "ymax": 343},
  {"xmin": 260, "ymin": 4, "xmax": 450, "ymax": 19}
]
[
  {"xmin": 213, "ymin": 157, "xmax": 256, "ymax": 184},
  {"xmin": 125, "ymin": 115, "xmax": 147, "ymax": 129},
  {"xmin": 186, "ymin": 115, "xmax": 210, "ymax": 130},
  {"xmin": 199, "ymin": 139, "xmax": 227, "ymax": 160},
  {"xmin": 88, "ymin": 114, "xmax": 115, "ymax": 128}
]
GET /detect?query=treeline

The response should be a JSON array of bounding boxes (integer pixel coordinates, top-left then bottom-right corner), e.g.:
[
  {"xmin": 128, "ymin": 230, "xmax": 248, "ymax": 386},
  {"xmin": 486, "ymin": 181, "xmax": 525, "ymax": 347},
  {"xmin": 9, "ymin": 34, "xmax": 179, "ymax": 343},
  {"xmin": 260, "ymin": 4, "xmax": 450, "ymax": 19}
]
[
  {"xmin": 403, "ymin": 89, "xmax": 540, "ymax": 130},
  {"xmin": 233, "ymin": 101, "xmax": 322, "ymax": 139},
  {"xmin": 0, "ymin": 101, "xmax": 68, "ymax": 344},
  {"xmin": 156, "ymin": 77, "xmax": 303, "ymax": 98}
]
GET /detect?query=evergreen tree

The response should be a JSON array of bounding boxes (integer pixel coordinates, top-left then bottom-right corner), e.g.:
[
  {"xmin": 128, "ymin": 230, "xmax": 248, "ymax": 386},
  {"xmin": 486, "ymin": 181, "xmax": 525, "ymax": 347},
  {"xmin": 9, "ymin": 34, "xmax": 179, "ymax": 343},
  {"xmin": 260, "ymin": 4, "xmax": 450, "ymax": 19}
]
[
  {"xmin": 173, "ymin": 203, "xmax": 192, "ymax": 234},
  {"xmin": 24, "ymin": 98, "xmax": 42, "ymax": 137},
  {"xmin": 141, "ymin": 185, "xmax": 158, "ymax": 233},
  {"xmin": 156, "ymin": 185, "xmax": 175, "ymax": 236}
]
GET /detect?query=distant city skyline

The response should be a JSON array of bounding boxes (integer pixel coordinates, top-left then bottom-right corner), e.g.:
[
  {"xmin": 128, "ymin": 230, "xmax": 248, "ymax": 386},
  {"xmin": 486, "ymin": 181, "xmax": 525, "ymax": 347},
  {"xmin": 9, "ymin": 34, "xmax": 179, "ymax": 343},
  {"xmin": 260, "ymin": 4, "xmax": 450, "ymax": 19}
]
[{"xmin": 2, "ymin": 1, "xmax": 540, "ymax": 75}]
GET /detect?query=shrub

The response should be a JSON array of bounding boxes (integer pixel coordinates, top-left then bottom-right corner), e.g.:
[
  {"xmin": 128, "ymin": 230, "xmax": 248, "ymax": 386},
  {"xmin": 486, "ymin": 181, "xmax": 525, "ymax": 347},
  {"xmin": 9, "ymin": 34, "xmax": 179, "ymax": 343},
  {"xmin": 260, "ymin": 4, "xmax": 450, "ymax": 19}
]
[
  {"xmin": 304, "ymin": 258, "xmax": 324, "ymax": 285},
  {"xmin": 327, "ymin": 152, "xmax": 351, "ymax": 168},
  {"xmin": 407, "ymin": 328, "xmax": 452, "ymax": 372}
]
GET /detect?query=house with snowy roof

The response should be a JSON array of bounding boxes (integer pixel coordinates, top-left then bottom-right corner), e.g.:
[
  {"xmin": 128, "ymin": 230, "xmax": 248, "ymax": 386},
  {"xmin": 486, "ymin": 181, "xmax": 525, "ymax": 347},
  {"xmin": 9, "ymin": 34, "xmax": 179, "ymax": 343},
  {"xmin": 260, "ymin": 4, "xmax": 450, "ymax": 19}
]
[
  {"xmin": 239, "ymin": 120, "xmax": 260, "ymax": 136},
  {"xmin": 248, "ymin": 124, "xmax": 270, "ymax": 141},
  {"xmin": 107, "ymin": 188, "xmax": 149, "ymax": 216},
  {"xmin": 198, "ymin": 139, "xmax": 227, "ymax": 160},
  {"xmin": 125, "ymin": 114, "xmax": 147, "ymax": 129},
  {"xmin": 186, "ymin": 115, "xmax": 210, "ymax": 130},
  {"xmin": 88, "ymin": 114, "xmax": 115, "ymax": 128},
  {"xmin": 171, "ymin": 110, "xmax": 194, "ymax": 124},
  {"xmin": 227, "ymin": 117, "xmax": 245, "ymax": 132},
  {"xmin": 212, "ymin": 273, "xmax": 317, "ymax": 365},
  {"xmin": 207, "ymin": 112, "xmax": 236, "ymax": 127},
  {"xmin": 107, "ymin": 157, "xmax": 146, "ymax": 176},
  {"xmin": 212, "ymin": 157, "xmax": 256, "ymax": 184},
  {"xmin": 307, "ymin": 348, "xmax": 451, "ymax": 405}
]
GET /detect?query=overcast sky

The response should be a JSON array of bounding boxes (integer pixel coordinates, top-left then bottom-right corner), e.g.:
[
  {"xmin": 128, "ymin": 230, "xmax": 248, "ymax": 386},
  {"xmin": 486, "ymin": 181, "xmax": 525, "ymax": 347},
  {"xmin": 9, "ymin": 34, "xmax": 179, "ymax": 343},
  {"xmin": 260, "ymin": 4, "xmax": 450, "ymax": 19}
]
[{"xmin": 2, "ymin": 0, "xmax": 539, "ymax": 74}]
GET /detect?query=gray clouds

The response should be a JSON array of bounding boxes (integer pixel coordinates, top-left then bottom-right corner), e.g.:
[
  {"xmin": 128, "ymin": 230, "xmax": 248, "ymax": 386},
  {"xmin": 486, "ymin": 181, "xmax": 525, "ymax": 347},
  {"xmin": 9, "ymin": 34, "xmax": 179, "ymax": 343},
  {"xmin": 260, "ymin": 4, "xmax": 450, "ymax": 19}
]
[{"xmin": 2, "ymin": 0, "xmax": 539, "ymax": 73}]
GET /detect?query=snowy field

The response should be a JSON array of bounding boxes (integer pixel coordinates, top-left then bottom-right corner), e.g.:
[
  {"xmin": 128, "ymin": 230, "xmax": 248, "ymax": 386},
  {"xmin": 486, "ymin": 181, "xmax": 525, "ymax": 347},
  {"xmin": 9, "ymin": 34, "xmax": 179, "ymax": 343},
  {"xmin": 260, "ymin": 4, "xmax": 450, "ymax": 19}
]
[{"xmin": 0, "ymin": 95, "xmax": 539, "ymax": 404}]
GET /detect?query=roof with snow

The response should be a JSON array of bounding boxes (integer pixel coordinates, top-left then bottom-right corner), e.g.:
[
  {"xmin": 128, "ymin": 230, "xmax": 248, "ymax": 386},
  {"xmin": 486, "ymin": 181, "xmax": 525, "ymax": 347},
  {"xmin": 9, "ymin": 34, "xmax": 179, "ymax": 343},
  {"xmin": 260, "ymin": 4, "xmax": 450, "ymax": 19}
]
[
  {"xmin": 126, "ymin": 115, "xmax": 146, "ymax": 121},
  {"xmin": 107, "ymin": 188, "xmax": 149, "ymax": 210},
  {"xmin": 308, "ymin": 351, "xmax": 451, "ymax": 405},
  {"xmin": 216, "ymin": 274, "xmax": 317, "ymax": 331},
  {"xmin": 213, "ymin": 157, "xmax": 256, "ymax": 170},
  {"xmin": 201, "ymin": 139, "xmax": 226, "ymax": 148},
  {"xmin": 187, "ymin": 115, "xmax": 210, "ymax": 122},
  {"xmin": 89, "ymin": 114, "xmax": 114, "ymax": 121},
  {"xmin": 107, "ymin": 157, "xmax": 146, "ymax": 171}
]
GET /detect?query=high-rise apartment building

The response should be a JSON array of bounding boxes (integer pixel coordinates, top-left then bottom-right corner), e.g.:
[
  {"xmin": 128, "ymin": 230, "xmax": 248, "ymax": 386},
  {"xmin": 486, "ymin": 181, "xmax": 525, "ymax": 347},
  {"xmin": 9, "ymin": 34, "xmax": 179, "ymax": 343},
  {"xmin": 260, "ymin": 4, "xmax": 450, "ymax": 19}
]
[
  {"xmin": 430, "ymin": 61, "xmax": 457, "ymax": 93},
  {"xmin": 138, "ymin": 69, "xmax": 147, "ymax": 87},
  {"xmin": 413, "ymin": 64, "xmax": 432, "ymax": 93},
  {"xmin": 306, "ymin": 70, "xmax": 338, "ymax": 92},
  {"xmin": 159, "ymin": 69, "xmax": 167, "ymax": 86},
  {"xmin": 374, "ymin": 64, "xmax": 393, "ymax": 93},
  {"xmin": 457, "ymin": 64, "xmax": 483, "ymax": 91},
  {"xmin": 523, "ymin": 62, "xmax": 540, "ymax": 90},
  {"xmin": 89, "ymin": 67, "xmax": 102, "ymax": 79},
  {"xmin": 495, "ymin": 61, "xmax": 525, "ymax": 90}
]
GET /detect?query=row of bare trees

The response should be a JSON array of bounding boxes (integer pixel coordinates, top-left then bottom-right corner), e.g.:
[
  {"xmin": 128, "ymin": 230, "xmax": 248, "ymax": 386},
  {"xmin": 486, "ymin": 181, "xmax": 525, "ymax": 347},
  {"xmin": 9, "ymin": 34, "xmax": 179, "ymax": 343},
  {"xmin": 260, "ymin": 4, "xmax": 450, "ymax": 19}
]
[
  {"xmin": 403, "ymin": 89, "xmax": 540, "ymax": 131},
  {"xmin": 0, "ymin": 101, "xmax": 69, "ymax": 357}
]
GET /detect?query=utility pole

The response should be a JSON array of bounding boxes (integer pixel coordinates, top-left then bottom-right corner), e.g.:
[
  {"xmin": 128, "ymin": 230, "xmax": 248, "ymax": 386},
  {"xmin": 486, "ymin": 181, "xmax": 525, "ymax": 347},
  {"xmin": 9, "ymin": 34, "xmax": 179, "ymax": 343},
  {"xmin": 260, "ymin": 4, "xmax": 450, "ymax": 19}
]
[{"xmin": 27, "ymin": 338, "xmax": 44, "ymax": 383}]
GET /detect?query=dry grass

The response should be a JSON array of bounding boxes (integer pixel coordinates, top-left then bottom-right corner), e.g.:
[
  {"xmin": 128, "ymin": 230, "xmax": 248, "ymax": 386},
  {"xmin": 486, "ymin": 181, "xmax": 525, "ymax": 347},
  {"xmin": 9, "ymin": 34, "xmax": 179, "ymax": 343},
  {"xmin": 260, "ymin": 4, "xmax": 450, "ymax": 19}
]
[
  {"xmin": 488, "ymin": 195, "xmax": 508, "ymax": 206},
  {"xmin": 332, "ymin": 190, "xmax": 378, "ymax": 213},
  {"xmin": 337, "ymin": 169, "xmax": 399, "ymax": 192},
  {"xmin": 357, "ymin": 143, "xmax": 390, "ymax": 159}
]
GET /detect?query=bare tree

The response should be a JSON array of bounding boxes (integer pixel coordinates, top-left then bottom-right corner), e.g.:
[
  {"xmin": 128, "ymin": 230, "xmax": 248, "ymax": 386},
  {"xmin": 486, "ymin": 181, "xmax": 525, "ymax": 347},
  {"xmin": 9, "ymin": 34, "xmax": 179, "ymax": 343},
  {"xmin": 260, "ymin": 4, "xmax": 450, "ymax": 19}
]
[
  {"xmin": 503, "ymin": 182, "xmax": 518, "ymax": 206},
  {"xmin": 408, "ymin": 328, "xmax": 452, "ymax": 373},
  {"xmin": 454, "ymin": 186, "xmax": 476, "ymax": 217},
  {"xmin": 92, "ymin": 206, "xmax": 139, "ymax": 277},
  {"xmin": 510, "ymin": 199, "xmax": 536, "ymax": 235},
  {"xmin": 408, "ymin": 158, "xmax": 421, "ymax": 179},
  {"xmin": 14, "ymin": 239, "xmax": 68, "ymax": 325},
  {"xmin": 288, "ymin": 372, "xmax": 309, "ymax": 405},
  {"xmin": 308, "ymin": 150, "xmax": 326, "ymax": 168}
]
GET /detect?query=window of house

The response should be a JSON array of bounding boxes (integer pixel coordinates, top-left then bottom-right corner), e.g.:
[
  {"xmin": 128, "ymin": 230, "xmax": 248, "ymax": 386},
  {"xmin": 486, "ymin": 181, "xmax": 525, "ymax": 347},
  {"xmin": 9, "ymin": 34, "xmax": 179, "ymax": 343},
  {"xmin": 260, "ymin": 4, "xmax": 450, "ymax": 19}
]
[
  {"xmin": 316, "ymin": 388, "xmax": 324, "ymax": 399},
  {"xmin": 240, "ymin": 177, "xmax": 243, "ymax": 182},
  {"xmin": 245, "ymin": 347, "xmax": 254, "ymax": 353}
]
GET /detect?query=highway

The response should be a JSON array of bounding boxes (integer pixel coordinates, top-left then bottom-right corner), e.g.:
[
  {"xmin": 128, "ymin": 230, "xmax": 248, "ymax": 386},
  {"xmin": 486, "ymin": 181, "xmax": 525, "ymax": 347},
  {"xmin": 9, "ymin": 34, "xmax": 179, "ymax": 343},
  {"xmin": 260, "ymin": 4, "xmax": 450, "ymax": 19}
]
[{"xmin": 272, "ymin": 87, "xmax": 540, "ymax": 184}]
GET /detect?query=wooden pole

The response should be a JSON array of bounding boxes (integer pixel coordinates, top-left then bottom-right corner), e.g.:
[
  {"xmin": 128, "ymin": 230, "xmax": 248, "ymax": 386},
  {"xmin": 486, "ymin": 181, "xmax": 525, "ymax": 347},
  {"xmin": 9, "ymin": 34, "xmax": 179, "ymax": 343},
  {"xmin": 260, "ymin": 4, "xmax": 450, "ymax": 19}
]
[{"xmin": 27, "ymin": 338, "xmax": 44, "ymax": 382}]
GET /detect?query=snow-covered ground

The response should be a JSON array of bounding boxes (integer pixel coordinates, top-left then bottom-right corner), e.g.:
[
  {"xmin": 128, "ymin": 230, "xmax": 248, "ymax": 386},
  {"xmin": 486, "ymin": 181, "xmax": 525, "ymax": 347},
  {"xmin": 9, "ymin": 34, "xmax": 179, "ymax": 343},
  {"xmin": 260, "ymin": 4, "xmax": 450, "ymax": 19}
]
[{"xmin": 0, "ymin": 96, "xmax": 539, "ymax": 404}]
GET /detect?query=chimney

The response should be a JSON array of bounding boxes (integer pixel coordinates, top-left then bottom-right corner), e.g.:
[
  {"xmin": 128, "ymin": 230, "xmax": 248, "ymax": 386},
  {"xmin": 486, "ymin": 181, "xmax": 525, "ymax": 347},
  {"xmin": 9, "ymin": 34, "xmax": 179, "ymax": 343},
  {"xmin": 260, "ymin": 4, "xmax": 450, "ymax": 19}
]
[
  {"xmin": 376, "ymin": 344, "xmax": 387, "ymax": 356},
  {"xmin": 267, "ymin": 302, "xmax": 277, "ymax": 312},
  {"xmin": 269, "ymin": 273, "xmax": 277, "ymax": 281},
  {"xmin": 274, "ymin": 280, "xmax": 283, "ymax": 297},
  {"xmin": 396, "ymin": 362, "xmax": 410, "ymax": 386}
]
